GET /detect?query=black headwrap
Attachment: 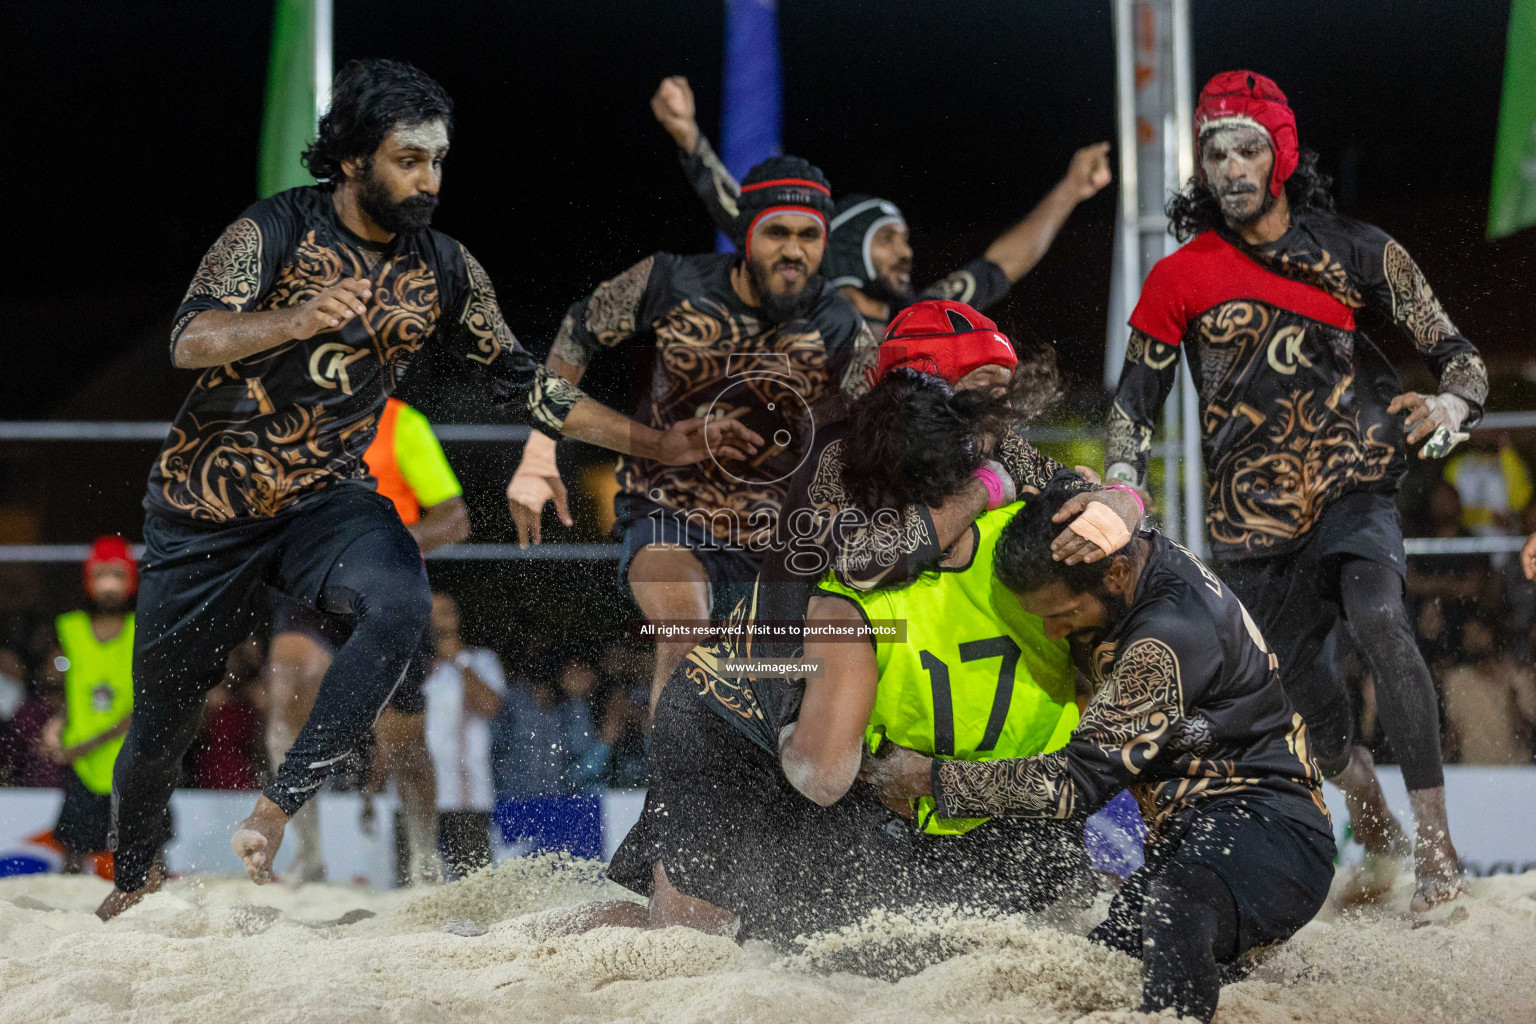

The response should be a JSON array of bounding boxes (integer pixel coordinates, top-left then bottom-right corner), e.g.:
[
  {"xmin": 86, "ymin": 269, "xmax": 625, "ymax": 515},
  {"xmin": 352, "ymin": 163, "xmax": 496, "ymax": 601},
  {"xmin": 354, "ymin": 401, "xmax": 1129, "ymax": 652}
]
[
  {"xmin": 826, "ymin": 194, "xmax": 907, "ymax": 290},
  {"xmin": 732, "ymin": 155, "xmax": 834, "ymax": 256}
]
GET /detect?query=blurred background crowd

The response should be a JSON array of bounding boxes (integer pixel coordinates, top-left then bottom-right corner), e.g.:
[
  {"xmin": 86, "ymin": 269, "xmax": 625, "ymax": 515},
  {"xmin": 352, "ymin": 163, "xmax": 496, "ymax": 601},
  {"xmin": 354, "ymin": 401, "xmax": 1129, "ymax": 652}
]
[{"xmin": 0, "ymin": 588, "xmax": 655, "ymax": 801}]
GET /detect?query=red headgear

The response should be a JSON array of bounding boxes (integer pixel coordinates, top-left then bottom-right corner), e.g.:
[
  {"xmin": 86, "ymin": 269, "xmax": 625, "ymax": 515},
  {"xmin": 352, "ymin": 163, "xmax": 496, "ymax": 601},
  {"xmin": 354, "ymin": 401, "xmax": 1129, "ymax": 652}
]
[
  {"xmin": 83, "ymin": 535, "xmax": 137, "ymax": 597},
  {"xmin": 870, "ymin": 300, "xmax": 1018, "ymax": 387},
  {"xmin": 1195, "ymin": 70, "xmax": 1298, "ymax": 197}
]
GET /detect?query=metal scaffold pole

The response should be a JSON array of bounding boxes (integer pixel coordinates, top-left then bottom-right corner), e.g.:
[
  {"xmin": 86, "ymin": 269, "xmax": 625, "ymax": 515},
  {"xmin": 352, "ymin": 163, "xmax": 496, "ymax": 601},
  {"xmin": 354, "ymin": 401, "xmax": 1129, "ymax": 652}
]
[{"xmin": 1109, "ymin": 0, "xmax": 1204, "ymax": 555}]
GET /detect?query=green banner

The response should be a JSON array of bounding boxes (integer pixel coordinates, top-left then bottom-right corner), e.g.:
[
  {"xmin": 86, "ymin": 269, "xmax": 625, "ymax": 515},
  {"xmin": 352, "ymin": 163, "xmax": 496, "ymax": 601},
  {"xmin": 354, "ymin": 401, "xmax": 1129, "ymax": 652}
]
[
  {"xmin": 1490, "ymin": 0, "xmax": 1536, "ymax": 238},
  {"xmin": 258, "ymin": 0, "xmax": 322, "ymax": 199}
]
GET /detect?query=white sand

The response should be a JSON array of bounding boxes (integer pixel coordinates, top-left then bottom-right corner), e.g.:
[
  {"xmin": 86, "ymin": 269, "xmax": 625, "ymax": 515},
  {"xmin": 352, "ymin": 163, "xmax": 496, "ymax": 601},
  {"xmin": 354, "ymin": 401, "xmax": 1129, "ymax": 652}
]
[{"xmin": 2, "ymin": 857, "xmax": 1533, "ymax": 1024}]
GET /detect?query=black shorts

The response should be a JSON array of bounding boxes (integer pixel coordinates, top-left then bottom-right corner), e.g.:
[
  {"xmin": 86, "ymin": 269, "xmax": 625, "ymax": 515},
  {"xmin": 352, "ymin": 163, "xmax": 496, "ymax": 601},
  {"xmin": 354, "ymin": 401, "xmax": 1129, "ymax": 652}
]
[
  {"xmin": 136, "ymin": 485, "xmax": 419, "ymax": 700},
  {"xmin": 614, "ymin": 496, "xmax": 761, "ymax": 620},
  {"xmin": 54, "ymin": 769, "xmax": 113, "ymax": 854},
  {"xmin": 609, "ymin": 672, "xmax": 1091, "ymax": 946},
  {"xmin": 269, "ymin": 592, "xmax": 432, "ymax": 715},
  {"xmin": 1090, "ymin": 796, "xmax": 1335, "ymax": 966},
  {"xmin": 1215, "ymin": 490, "xmax": 1404, "ymax": 690}
]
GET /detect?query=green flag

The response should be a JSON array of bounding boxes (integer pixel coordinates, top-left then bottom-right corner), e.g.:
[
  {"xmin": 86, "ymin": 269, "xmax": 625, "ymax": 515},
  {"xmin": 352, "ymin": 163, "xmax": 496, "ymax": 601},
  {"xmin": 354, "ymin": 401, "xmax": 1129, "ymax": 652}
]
[
  {"xmin": 258, "ymin": 0, "xmax": 330, "ymax": 199},
  {"xmin": 1490, "ymin": 0, "xmax": 1536, "ymax": 238}
]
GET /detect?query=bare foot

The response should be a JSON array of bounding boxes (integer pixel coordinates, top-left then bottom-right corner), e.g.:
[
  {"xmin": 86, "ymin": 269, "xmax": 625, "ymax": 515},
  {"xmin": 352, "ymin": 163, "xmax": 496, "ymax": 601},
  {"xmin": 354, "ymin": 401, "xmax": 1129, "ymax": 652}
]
[
  {"xmin": 95, "ymin": 857, "xmax": 165, "ymax": 921},
  {"xmin": 1336, "ymin": 746, "xmax": 1410, "ymax": 857},
  {"xmin": 1411, "ymin": 830, "xmax": 1468, "ymax": 912},
  {"xmin": 1337, "ymin": 839, "xmax": 1410, "ymax": 907},
  {"xmin": 1408, "ymin": 786, "xmax": 1467, "ymax": 913},
  {"xmin": 232, "ymin": 795, "xmax": 290, "ymax": 885}
]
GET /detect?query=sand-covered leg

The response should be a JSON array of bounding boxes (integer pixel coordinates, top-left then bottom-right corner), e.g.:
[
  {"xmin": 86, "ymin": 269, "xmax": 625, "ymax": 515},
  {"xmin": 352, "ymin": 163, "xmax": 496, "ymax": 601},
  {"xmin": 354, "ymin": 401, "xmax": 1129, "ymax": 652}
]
[
  {"xmin": 1409, "ymin": 786, "xmax": 1467, "ymax": 913},
  {"xmin": 1335, "ymin": 746, "xmax": 1412, "ymax": 906}
]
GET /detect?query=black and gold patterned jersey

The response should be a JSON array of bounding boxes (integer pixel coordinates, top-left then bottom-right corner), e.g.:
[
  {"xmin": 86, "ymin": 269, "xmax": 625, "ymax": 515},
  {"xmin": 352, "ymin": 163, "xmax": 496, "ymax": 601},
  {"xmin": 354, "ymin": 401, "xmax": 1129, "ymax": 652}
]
[
  {"xmin": 932, "ymin": 531, "xmax": 1329, "ymax": 832},
  {"xmin": 1106, "ymin": 208, "xmax": 1488, "ymax": 560},
  {"xmin": 550, "ymin": 251, "xmax": 876, "ymax": 545},
  {"xmin": 149, "ymin": 186, "xmax": 582, "ymax": 524}
]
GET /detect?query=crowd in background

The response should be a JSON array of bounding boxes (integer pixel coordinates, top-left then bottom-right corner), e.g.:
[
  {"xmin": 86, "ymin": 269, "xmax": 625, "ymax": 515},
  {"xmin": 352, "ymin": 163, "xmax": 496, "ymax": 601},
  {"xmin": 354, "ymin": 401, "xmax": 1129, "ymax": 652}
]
[
  {"xmin": 2, "ymin": 435, "xmax": 1535, "ymax": 801},
  {"xmin": 0, "ymin": 604, "xmax": 654, "ymax": 802}
]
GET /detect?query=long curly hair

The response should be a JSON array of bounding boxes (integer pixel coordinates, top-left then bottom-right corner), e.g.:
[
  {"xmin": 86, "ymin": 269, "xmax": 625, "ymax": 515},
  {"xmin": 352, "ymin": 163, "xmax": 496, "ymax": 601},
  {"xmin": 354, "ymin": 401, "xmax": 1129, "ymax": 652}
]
[
  {"xmin": 840, "ymin": 368, "xmax": 1018, "ymax": 524},
  {"xmin": 1165, "ymin": 147, "xmax": 1335, "ymax": 242},
  {"xmin": 302, "ymin": 59, "xmax": 454, "ymax": 183}
]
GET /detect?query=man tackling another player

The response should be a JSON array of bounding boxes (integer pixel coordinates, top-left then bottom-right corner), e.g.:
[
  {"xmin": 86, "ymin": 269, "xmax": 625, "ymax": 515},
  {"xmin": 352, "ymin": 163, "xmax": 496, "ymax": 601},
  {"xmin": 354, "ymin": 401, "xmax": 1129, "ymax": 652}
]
[
  {"xmin": 98, "ymin": 59, "xmax": 757, "ymax": 920},
  {"xmin": 866, "ymin": 489, "xmax": 1336, "ymax": 1023}
]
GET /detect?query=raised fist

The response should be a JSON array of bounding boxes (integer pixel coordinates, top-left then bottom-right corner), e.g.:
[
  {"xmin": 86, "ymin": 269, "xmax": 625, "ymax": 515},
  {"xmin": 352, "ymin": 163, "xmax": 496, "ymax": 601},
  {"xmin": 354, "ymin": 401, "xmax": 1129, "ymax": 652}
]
[{"xmin": 651, "ymin": 76, "xmax": 700, "ymax": 154}]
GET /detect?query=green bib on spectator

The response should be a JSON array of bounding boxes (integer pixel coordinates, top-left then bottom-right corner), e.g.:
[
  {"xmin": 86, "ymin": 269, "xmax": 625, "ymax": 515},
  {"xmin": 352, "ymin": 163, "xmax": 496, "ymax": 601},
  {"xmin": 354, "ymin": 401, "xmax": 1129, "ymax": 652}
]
[{"xmin": 57, "ymin": 610, "xmax": 135, "ymax": 795}]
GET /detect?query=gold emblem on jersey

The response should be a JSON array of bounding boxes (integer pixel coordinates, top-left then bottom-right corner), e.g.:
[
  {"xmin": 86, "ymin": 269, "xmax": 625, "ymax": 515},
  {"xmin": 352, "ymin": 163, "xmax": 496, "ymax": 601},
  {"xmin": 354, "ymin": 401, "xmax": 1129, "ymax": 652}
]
[
  {"xmin": 308, "ymin": 342, "xmax": 372, "ymax": 396},
  {"xmin": 1265, "ymin": 325, "xmax": 1312, "ymax": 375}
]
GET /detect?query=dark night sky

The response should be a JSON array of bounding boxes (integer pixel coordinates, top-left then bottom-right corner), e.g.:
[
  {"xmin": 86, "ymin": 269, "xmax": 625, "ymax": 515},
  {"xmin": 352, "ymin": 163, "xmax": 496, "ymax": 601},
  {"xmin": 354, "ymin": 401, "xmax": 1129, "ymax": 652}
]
[{"xmin": 3, "ymin": 0, "xmax": 1533, "ymax": 557}]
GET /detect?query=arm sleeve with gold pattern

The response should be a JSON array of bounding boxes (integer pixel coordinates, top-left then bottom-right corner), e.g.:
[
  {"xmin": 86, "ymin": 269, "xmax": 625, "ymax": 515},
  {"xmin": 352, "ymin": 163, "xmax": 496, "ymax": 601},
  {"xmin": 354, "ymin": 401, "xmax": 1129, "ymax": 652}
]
[
  {"xmin": 549, "ymin": 255, "xmax": 660, "ymax": 369},
  {"xmin": 448, "ymin": 245, "xmax": 587, "ymax": 440},
  {"xmin": 1106, "ymin": 328, "xmax": 1180, "ymax": 486},
  {"xmin": 679, "ymin": 134, "xmax": 741, "ymax": 238},
  {"xmin": 170, "ymin": 201, "xmax": 292, "ymax": 359},
  {"xmin": 933, "ymin": 606, "xmax": 1213, "ymax": 819},
  {"xmin": 1375, "ymin": 239, "xmax": 1487, "ymax": 423},
  {"xmin": 836, "ymin": 318, "xmax": 881, "ymax": 398},
  {"xmin": 993, "ymin": 427, "xmax": 1092, "ymax": 496}
]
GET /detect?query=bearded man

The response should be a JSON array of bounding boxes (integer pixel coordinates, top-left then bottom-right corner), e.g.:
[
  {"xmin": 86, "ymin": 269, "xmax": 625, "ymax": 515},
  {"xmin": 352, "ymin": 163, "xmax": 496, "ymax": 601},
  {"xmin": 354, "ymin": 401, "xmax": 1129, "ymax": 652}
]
[
  {"xmin": 98, "ymin": 59, "xmax": 752, "ymax": 920},
  {"xmin": 506, "ymin": 155, "xmax": 877, "ymax": 707},
  {"xmin": 1104, "ymin": 70, "xmax": 1486, "ymax": 911}
]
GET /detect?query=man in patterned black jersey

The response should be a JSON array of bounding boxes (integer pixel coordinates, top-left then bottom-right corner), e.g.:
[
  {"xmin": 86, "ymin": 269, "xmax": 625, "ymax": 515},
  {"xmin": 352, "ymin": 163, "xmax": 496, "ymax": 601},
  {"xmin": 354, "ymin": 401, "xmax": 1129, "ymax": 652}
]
[
  {"xmin": 96, "ymin": 60, "xmax": 757, "ymax": 921},
  {"xmin": 865, "ymin": 488, "xmax": 1335, "ymax": 1023},
  {"xmin": 506, "ymin": 152, "xmax": 876, "ymax": 708},
  {"xmin": 649, "ymin": 75, "xmax": 1114, "ymax": 337},
  {"xmin": 1103, "ymin": 70, "xmax": 1485, "ymax": 911}
]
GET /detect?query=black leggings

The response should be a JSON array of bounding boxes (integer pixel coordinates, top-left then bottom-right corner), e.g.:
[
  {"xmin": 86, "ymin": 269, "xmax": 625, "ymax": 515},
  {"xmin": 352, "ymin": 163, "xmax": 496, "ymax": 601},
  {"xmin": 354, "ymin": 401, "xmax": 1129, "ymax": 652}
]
[
  {"xmin": 111, "ymin": 490, "xmax": 430, "ymax": 890},
  {"xmin": 1297, "ymin": 557, "xmax": 1444, "ymax": 790},
  {"xmin": 1140, "ymin": 863, "xmax": 1238, "ymax": 1022}
]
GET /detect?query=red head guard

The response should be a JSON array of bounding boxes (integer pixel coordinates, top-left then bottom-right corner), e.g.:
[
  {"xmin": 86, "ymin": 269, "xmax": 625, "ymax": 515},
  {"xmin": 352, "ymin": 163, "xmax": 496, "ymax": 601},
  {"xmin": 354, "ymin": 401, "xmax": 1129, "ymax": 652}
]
[
  {"xmin": 870, "ymin": 300, "xmax": 1018, "ymax": 387},
  {"xmin": 83, "ymin": 535, "xmax": 137, "ymax": 597},
  {"xmin": 1195, "ymin": 70, "xmax": 1299, "ymax": 197}
]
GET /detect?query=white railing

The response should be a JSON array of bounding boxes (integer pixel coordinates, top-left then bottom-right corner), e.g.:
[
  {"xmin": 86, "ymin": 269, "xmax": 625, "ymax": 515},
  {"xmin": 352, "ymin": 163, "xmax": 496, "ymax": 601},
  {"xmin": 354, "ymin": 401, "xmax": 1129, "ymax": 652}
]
[{"xmin": 3, "ymin": 418, "xmax": 1533, "ymax": 562}]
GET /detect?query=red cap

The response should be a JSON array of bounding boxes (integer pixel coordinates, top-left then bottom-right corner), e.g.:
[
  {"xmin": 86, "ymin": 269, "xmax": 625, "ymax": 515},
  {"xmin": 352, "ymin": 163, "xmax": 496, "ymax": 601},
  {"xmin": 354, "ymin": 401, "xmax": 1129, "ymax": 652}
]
[
  {"xmin": 1195, "ymin": 70, "xmax": 1299, "ymax": 197},
  {"xmin": 83, "ymin": 535, "xmax": 137, "ymax": 597},
  {"xmin": 870, "ymin": 300, "xmax": 1018, "ymax": 386}
]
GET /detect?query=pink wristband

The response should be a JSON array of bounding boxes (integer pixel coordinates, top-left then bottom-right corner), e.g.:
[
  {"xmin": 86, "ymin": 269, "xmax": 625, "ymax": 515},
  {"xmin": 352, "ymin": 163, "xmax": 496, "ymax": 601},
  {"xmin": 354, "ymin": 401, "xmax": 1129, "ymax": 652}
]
[
  {"xmin": 973, "ymin": 467, "xmax": 1006, "ymax": 510},
  {"xmin": 1104, "ymin": 483, "xmax": 1144, "ymax": 517}
]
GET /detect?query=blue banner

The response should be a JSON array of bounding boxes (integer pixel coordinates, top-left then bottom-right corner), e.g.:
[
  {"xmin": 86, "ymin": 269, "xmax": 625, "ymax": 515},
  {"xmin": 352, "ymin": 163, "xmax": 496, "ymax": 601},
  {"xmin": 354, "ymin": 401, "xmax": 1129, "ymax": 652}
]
[{"xmin": 717, "ymin": 0, "xmax": 782, "ymax": 251}]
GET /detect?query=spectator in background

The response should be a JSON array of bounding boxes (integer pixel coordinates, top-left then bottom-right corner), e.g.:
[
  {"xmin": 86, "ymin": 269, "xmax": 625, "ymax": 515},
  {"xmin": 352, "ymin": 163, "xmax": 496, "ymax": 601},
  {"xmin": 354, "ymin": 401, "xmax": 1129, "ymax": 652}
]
[
  {"xmin": 37, "ymin": 539, "xmax": 153, "ymax": 874},
  {"xmin": 597, "ymin": 643, "xmax": 650, "ymax": 789},
  {"xmin": 1441, "ymin": 614, "xmax": 1536, "ymax": 765},
  {"xmin": 494, "ymin": 652, "xmax": 610, "ymax": 797},
  {"xmin": 0, "ymin": 647, "xmax": 28, "ymax": 784},
  {"xmin": 1407, "ymin": 482, "xmax": 1486, "ymax": 643},
  {"xmin": 1501, "ymin": 502, "xmax": 1536, "ymax": 656},
  {"xmin": 189, "ymin": 637, "xmax": 266, "ymax": 790},
  {"xmin": 420, "ymin": 593, "xmax": 506, "ymax": 879},
  {"xmin": 10, "ymin": 673, "xmax": 64, "ymax": 789},
  {"xmin": 1445, "ymin": 432, "xmax": 1532, "ymax": 539}
]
